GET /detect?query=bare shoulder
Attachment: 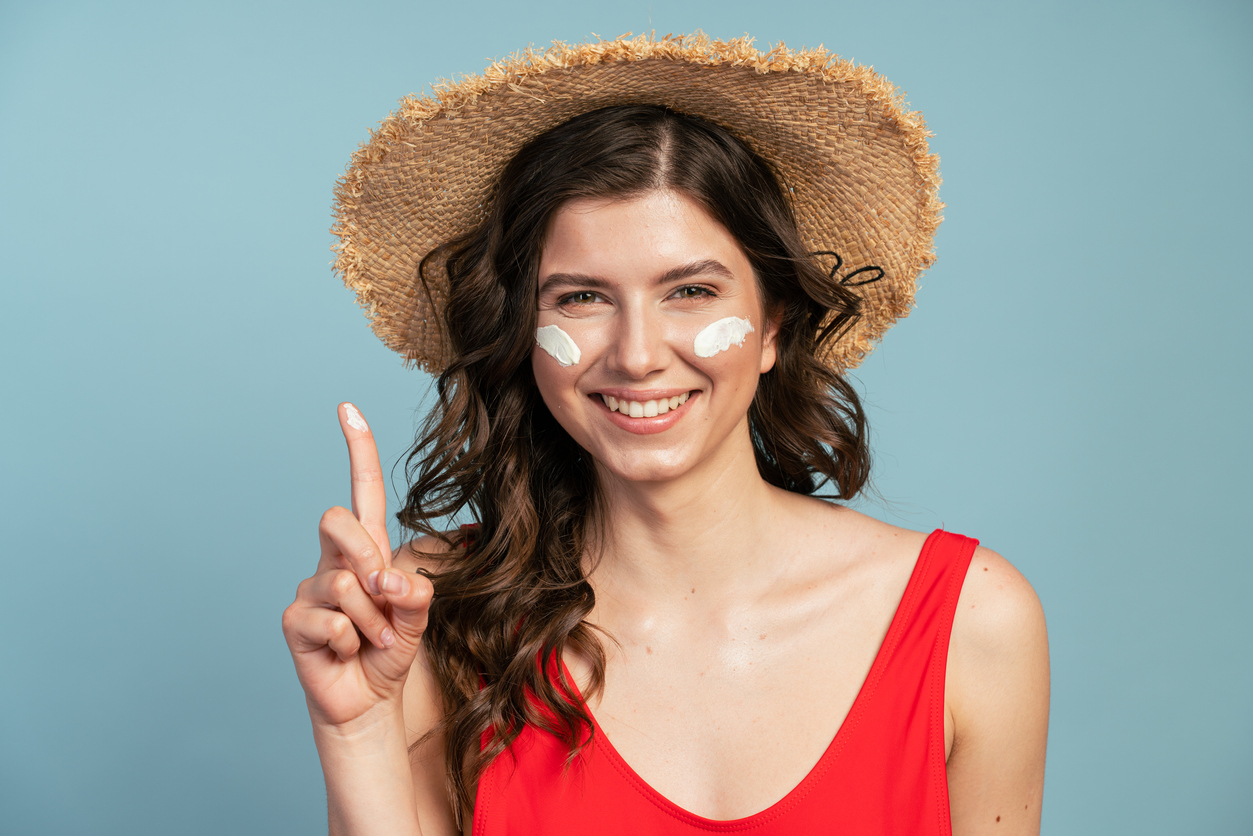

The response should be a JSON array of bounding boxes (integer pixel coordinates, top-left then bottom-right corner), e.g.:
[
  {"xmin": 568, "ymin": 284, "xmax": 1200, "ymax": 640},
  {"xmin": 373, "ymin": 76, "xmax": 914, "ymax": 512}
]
[
  {"xmin": 950, "ymin": 546, "xmax": 1049, "ymax": 668},
  {"xmin": 946, "ymin": 545, "xmax": 1050, "ymax": 834}
]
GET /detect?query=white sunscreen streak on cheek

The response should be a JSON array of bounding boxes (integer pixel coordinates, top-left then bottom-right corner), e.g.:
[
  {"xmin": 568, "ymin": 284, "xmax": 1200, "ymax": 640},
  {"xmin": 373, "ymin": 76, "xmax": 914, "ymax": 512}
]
[
  {"xmin": 693, "ymin": 317, "xmax": 755, "ymax": 358},
  {"xmin": 343, "ymin": 403, "xmax": 369, "ymax": 432},
  {"xmin": 535, "ymin": 325, "xmax": 581, "ymax": 366}
]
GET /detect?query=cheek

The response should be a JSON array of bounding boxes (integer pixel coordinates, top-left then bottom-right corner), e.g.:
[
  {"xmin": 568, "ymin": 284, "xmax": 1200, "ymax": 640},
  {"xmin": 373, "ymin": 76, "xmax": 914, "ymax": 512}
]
[
  {"xmin": 674, "ymin": 314, "xmax": 763, "ymax": 372},
  {"xmin": 531, "ymin": 346, "xmax": 578, "ymax": 408},
  {"xmin": 686, "ymin": 330, "xmax": 770, "ymax": 401},
  {"xmin": 531, "ymin": 320, "xmax": 594, "ymax": 391},
  {"xmin": 691, "ymin": 350, "xmax": 762, "ymax": 394},
  {"xmin": 533, "ymin": 319, "xmax": 615, "ymax": 373},
  {"xmin": 535, "ymin": 324, "xmax": 581, "ymax": 367},
  {"xmin": 692, "ymin": 315, "xmax": 756, "ymax": 358}
]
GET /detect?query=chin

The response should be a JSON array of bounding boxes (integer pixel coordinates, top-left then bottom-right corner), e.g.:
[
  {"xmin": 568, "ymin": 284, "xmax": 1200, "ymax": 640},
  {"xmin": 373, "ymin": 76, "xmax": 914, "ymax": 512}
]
[{"xmin": 595, "ymin": 450, "xmax": 697, "ymax": 485}]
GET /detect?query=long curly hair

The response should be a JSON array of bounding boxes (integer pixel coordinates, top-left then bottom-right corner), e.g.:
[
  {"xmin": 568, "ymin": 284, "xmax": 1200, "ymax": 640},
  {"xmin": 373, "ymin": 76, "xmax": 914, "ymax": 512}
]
[{"xmin": 396, "ymin": 104, "xmax": 871, "ymax": 815}]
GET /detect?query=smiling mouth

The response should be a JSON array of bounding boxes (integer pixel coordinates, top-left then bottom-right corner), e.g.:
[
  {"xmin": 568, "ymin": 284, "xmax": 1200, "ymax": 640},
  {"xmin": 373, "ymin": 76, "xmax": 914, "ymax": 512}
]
[{"xmin": 599, "ymin": 392, "xmax": 690, "ymax": 418}]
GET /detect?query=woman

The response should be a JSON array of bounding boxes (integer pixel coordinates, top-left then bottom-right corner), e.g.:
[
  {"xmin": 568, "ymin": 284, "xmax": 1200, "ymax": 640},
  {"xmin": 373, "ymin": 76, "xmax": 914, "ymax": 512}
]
[{"xmin": 283, "ymin": 34, "xmax": 1049, "ymax": 836}]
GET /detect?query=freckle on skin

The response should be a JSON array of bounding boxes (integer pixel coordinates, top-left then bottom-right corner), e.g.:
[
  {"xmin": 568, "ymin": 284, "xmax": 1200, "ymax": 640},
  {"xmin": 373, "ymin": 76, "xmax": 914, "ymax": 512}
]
[
  {"xmin": 996, "ymin": 816, "xmax": 1001, "ymax": 822},
  {"xmin": 691, "ymin": 588, "xmax": 695, "ymax": 594},
  {"xmin": 759, "ymin": 633, "xmax": 767, "ymax": 640},
  {"xmin": 646, "ymin": 646, "xmax": 652, "ymax": 654}
]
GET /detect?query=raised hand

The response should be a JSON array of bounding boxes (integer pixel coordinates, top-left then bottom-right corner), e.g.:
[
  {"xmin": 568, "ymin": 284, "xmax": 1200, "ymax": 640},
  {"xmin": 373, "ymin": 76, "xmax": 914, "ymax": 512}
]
[{"xmin": 282, "ymin": 403, "xmax": 435, "ymax": 730}]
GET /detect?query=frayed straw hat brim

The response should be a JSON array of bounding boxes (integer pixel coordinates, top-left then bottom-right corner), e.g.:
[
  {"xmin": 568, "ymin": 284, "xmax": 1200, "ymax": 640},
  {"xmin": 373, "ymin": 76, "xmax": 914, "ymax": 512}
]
[{"xmin": 332, "ymin": 33, "xmax": 942, "ymax": 373}]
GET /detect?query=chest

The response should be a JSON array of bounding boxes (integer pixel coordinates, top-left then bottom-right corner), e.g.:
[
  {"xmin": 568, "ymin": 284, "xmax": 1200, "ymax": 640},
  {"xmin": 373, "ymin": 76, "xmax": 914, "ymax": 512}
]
[
  {"xmin": 474, "ymin": 529, "xmax": 982, "ymax": 836},
  {"xmin": 566, "ymin": 570, "xmax": 918, "ymax": 820}
]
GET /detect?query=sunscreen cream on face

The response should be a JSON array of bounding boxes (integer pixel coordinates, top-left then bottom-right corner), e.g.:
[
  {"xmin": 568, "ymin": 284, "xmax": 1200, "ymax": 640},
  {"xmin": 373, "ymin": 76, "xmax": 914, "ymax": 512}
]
[
  {"xmin": 693, "ymin": 316, "xmax": 754, "ymax": 358},
  {"xmin": 536, "ymin": 325, "xmax": 581, "ymax": 366}
]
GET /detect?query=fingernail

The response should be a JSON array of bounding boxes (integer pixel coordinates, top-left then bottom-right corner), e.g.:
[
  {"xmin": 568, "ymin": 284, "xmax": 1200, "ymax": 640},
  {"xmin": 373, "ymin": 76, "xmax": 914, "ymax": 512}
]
[
  {"xmin": 380, "ymin": 627, "xmax": 395, "ymax": 648},
  {"xmin": 367, "ymin": 570, "xmax": 381, "ymax": 595},
  {"xmin": 343, "ymin": 403, "xmax": 369, "ymax": 432},
  {"xmin": 380, "ymin": 570, "xmax": 409, "ymax": 595}
]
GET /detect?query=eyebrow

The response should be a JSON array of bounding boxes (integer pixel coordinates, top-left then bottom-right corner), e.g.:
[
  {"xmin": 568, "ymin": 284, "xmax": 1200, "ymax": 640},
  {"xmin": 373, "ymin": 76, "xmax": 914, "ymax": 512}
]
[{"xmin": 538, "ymin": 259, "xmax": 737, "ymax": 295}]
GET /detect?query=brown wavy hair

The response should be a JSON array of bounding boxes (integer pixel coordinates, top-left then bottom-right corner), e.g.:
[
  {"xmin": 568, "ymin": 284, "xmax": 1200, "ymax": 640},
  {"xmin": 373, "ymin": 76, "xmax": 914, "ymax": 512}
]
[{"xmin": 397, "ymin": 104, "xmax": 871, "ymax": 816}]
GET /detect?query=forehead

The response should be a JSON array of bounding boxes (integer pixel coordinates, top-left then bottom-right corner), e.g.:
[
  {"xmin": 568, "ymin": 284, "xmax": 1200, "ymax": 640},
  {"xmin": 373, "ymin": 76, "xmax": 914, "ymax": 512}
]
[{"xmin": 538, "ymin": 190, "xmax": 755, "ymax": 287}]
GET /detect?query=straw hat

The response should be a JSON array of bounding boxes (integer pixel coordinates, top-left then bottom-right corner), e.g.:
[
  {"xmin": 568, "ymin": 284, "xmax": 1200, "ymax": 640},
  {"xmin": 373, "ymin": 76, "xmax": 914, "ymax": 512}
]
[{"xmin": 332, "ymin": 32, "xmax": 941, "ymax": 373}]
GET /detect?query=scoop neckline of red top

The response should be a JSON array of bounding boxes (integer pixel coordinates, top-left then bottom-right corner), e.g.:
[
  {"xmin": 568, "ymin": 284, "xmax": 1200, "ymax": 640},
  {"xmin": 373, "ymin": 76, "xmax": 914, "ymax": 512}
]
[{"xmin": 553, "ymin": 528, "xmax": 945, "ymax": 828}]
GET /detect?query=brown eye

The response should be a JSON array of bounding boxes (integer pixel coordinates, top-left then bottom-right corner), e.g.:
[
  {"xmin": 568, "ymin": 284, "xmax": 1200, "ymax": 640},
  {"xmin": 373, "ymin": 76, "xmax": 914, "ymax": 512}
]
[
  {"xmin": 561, "ymin": 291, "xmax": 599, "ymax": 305},
  {"xmin": 674, "ymin": 285, "xmax": 713, "ymax": 300}
]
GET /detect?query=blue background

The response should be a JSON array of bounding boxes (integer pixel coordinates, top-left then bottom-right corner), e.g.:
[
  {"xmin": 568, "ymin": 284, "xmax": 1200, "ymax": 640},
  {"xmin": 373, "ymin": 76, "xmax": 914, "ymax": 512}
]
[{"xmin": 2, "ymin": 1, "xmax": 1250, "ymax": 833}]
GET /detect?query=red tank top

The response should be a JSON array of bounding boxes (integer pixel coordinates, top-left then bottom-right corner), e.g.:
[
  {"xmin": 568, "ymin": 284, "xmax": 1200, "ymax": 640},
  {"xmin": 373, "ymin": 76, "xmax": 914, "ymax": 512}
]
[{"xmin": 473, "ymin": 529, "xmax": 977, "ymax": 835}]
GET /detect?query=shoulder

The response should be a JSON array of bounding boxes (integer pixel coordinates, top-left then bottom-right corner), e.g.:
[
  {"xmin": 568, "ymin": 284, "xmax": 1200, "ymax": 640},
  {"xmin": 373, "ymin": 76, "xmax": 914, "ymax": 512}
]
[
  {"xmin": 769, "ymin": 502, "xmax": 935, "ymax": 630},
  {"xmin": 949, "ymin": 545, "xmax": 1049, "ymax": 671}
]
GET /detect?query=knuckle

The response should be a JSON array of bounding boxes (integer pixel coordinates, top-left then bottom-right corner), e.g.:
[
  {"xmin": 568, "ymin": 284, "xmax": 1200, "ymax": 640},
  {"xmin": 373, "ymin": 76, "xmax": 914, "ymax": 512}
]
[
  {"xmin": 353, "ymin": 466, "xmax": 384, "ymax": 483},
  {"xmin": 329, "ymin": 612, "xmax": 353, "ymax": 640},
  {"xmin": 319, "ymin": 506, "xmax": 352, "ymax": 532},
  {"xmin": 280, "ymin": 604, "xmax": 300, "ymax": 636},
  {"xmin": 329, "ymin": 569, "xmax": 360, "ymax": 598}
]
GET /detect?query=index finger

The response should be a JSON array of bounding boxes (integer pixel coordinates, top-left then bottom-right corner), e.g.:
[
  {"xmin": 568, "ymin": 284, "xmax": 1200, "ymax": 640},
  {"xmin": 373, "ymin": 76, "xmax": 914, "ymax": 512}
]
[{"xmin": 338, "ymin": 402, "xmax": 392, "ymax": 567}]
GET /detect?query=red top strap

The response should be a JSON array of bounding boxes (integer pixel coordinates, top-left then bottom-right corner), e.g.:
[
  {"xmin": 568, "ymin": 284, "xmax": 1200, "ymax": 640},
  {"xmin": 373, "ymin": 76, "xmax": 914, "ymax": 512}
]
[{"xmin": 474, "ymin": 529, "xmax": 977, "ymax": 835}]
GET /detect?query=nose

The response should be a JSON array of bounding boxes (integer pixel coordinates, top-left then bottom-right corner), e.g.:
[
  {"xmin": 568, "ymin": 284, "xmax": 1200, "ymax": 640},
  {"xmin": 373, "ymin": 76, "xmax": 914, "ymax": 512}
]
[{"xmin": 605, "ymin": 304, "xmax": 670, "ymax": 379}]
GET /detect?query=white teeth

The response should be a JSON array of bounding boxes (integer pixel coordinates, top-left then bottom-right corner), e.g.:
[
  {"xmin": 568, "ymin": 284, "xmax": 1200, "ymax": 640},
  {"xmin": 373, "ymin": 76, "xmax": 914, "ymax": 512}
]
[{"xmin": 601, "ymin": 392, "xmax": 691, "ymax": 417}]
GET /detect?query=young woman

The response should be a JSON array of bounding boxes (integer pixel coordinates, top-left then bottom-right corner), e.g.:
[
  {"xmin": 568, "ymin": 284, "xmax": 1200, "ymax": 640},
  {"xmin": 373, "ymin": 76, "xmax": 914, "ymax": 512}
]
[{"xmin": 283, "ymin": 35, "xmax": 1050, "ymax": 836}]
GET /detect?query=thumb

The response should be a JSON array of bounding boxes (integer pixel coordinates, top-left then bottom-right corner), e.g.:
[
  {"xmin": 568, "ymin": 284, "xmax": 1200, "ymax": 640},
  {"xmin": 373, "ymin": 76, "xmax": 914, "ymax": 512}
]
[{"xmin": 377, "ymin": 567, "xmax": 434, "ymax": 650}]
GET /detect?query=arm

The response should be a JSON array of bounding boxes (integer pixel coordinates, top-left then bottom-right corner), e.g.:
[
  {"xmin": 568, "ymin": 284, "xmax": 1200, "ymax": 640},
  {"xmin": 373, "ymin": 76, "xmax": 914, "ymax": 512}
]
[
  {"xmin": 945, "ymin": 546, "xmax": 1051, "ymax": 835},
  {"xmin": 282, "ymin": 405, "xmax": 458, "ymax": 835}
]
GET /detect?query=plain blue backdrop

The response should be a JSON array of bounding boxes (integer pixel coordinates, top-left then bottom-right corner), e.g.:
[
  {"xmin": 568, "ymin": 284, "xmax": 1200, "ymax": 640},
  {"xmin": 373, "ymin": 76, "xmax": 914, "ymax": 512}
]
[{"xmin": 2, "ymin": 0, "xmax": 1250, "ymax": 833}]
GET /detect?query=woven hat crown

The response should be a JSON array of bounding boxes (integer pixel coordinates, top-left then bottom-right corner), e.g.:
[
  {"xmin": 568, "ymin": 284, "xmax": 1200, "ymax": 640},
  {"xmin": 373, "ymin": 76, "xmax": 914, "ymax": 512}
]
[{"xmin": 332, "ymin": 32, "xmax": 941, "ymax": 372}]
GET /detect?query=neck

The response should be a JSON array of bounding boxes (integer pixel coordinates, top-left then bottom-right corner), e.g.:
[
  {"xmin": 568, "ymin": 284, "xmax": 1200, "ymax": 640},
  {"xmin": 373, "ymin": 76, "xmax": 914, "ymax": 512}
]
[{"xmin": 588, "ymin": 420, "xmax": 786, "ymax": 603}]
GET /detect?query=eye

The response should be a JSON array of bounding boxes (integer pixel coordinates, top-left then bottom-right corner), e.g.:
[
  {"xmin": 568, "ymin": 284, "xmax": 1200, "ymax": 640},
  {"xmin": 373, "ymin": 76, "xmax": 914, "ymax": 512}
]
[
  {"xmin": 672, "ymin": 285, "xmax": 715, "ymax": 300},
  {"xmin": 558, "ymin": 290, "xmax": 601, "ymax": 306}
]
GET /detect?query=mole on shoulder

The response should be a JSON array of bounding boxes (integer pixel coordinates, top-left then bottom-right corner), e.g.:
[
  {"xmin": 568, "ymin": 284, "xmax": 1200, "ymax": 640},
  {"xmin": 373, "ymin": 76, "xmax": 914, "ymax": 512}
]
[
  {"xmin": 983, "ymin": 567, "xmax": 988, "ymax": 571},
  {"xmin": 996, "ymin": 816, "xmax": 1001, "ymax": 822}
]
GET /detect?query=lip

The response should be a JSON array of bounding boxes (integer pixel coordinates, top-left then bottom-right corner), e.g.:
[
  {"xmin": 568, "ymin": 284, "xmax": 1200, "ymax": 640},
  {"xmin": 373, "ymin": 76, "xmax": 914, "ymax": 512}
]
[
  {"xmin": 592, "ymin": 389, "xmax": 698, "ymax": 435},
  {"xmin": 593, "ymin": 387, "xmax": 694, "ymax": 401}
]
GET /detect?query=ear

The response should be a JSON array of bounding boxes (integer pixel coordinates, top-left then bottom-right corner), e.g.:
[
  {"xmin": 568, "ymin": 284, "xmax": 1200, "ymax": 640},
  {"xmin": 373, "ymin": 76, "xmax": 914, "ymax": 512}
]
[{"xmin": 759, "ymin": 305, "xmax": 782, "ymax": 374}]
